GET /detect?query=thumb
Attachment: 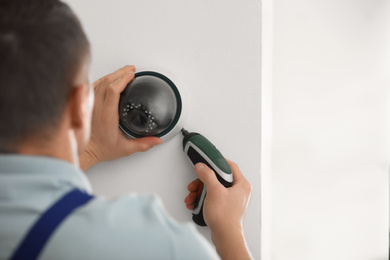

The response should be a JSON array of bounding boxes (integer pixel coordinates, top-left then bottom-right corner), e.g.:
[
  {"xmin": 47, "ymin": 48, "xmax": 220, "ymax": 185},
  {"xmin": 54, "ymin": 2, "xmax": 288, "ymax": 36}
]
[
  {"xmin": 127, "ymin": 137, "xmax": 162, "ymax": 153},
  {"xmin": 194, "ymin": 163, "xmax": 221, "ymax": 189}
]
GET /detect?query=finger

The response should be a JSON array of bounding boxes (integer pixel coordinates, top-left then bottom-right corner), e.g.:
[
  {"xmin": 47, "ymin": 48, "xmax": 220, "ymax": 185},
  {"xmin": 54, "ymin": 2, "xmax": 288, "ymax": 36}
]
[
  {"xmin": 93, "ymin": 65, "xmax": 135, "ymax": 92},
  {"xmin": 92, "ymin": 65, "xmax": 135, "ymax": 107},
  {"xmin": 133, "ymin": 137, "xmax": 162, "ymax": 146},
  {"xmin": 186, "ymin": 203, "xmax": 194, "ymax": 210},
  {"xmin": 103, "ymin": 71, "xmax": 135, "ymax": 114},
  {"xmin": 125, "ymin": 137, "xmax": 162, "ymax": 153},
  {"xmin": 185, "ymin": 192, "xmax": 197, "ymax": 210},
  {"xmin": 92, "ymin": 76, "xmax": 106, "ymax": 105},
  {"xmin": 92, "ymin": 76, "xmax": 104, "ymax": 91},
  {"xmin": 108, "ymin": 65, "xmax": 135, "ymax": 84},
  {"xmin": 194, "ymin": 163, "xmax": 221, "ymax": 190},
  {"xmin": 184, "ymin": 191, "xmax": 198, "ymax": 205},
  {"xmin": 187, "ymin": 179, "xmax": 200, "ymax": 192}
]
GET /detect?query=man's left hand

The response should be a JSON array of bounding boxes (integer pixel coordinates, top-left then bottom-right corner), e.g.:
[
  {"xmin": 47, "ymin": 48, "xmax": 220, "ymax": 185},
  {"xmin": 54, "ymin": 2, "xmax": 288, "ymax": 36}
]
[{"xmin": 79, "ymin": 65, "xmax": 162, "ymax": 171}]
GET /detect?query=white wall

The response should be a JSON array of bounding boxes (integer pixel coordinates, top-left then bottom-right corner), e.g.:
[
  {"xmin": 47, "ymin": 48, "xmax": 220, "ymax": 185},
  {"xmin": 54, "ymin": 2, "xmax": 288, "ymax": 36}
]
[
  {"xmin": 272, "ymin": 1, "xmax": 389, "ymax": 259},
  {"xmin": 261, "ymin": 0, "xmax": 274, "ymax": 259},
  {"xmin": 64, "ymin": 1, "xmax": 262, "ymax": 259}
]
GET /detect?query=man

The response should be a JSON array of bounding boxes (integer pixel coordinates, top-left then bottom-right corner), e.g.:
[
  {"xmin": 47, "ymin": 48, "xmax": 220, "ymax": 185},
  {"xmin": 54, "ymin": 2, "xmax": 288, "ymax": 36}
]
[{"xmin": 0, "ymin": 0, "xmax": 252, "ymax": 259}]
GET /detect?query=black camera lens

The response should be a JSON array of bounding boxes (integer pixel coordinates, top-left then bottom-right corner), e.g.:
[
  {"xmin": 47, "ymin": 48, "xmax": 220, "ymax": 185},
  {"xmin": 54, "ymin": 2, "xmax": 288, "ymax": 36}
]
[
  {"xmin": 128, "ymin": 110, "xmax": 148, "ymax": 131},
  {"xmin": 118, "ymin": 71, "xmax": 182, "ymax": 138}
]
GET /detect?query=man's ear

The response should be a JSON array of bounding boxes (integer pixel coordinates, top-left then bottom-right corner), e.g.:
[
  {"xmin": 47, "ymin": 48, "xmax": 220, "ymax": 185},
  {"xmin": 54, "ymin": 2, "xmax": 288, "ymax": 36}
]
[{"xmin": 67, "ymin": 84, "xmax": 90, "ymax": 131}]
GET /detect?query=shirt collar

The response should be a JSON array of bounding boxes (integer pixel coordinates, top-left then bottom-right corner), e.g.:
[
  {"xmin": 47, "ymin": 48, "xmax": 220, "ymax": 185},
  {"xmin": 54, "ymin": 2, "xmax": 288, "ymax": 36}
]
[{"xmin": 0, "ymin": 154, "xmax": 92, "ymax": 193}]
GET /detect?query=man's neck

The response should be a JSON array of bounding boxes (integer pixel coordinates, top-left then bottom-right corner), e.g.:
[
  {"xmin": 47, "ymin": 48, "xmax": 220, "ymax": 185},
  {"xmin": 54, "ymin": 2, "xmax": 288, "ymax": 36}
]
[{"xmin": 17, "ymin": 129, "xmax": 76, "ymax": 165}]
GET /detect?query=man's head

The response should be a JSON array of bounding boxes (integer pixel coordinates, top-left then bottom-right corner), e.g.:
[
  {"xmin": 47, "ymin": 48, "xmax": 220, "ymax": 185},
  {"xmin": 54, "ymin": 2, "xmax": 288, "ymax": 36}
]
[{"xmin": 0, "ymin": 0, "xmax": 91, "ymax": 153}]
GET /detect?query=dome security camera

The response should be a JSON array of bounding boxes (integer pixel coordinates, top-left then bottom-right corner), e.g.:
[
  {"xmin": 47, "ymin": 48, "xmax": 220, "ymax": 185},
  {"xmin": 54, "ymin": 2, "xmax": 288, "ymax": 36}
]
[{"xmin": 118, "ymin": 71, "xmax": 186, "ymax": 142}]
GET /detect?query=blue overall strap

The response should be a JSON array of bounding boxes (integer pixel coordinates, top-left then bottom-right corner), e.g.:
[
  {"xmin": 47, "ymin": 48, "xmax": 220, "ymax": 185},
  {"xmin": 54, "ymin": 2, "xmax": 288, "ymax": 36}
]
[{"xmin": 10, "ymin": 189, "xmax": 94, "ymax": 260}]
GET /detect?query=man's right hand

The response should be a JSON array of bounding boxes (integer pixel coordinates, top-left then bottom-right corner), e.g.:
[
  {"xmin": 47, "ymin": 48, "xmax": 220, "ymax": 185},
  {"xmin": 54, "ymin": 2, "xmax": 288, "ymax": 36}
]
[{"xmin": 185, "ymin": 159, "xmax": 252, "ymax": 260}]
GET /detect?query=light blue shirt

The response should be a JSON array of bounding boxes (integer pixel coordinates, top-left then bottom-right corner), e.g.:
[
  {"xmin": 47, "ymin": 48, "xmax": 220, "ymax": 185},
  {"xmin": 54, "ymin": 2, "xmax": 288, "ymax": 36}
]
[{"xmin": 0, "ymin": 155, "xmax": 220, "ymax": 260}]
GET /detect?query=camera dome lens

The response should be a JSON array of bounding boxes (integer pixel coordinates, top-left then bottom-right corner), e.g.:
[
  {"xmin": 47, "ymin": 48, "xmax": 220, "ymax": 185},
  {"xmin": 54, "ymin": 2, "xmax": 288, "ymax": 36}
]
[
  {"xmin": 118, "ymin": 72, "xmax": 182, "ymax": 138},
  {"xmin": 128, "ymin": 110, "xmax": 148, "ymax": 131}
]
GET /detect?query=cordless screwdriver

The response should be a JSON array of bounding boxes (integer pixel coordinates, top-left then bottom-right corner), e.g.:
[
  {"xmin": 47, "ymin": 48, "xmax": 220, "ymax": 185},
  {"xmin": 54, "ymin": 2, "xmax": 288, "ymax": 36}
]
[{"xmin": 181, "ymin": 128, "xmax": 233, "ymax": 226}]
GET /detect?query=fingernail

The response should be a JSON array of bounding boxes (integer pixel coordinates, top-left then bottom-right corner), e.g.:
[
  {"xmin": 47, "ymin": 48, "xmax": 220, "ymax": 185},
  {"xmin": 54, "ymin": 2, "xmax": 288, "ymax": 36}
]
[
  {"xmin": 195, "ymin": 163, "xmax": 204, "ymax": 170},
  {"xmin": 126, "ymin": 71, "xmax": 134, "ymax": 75}
]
